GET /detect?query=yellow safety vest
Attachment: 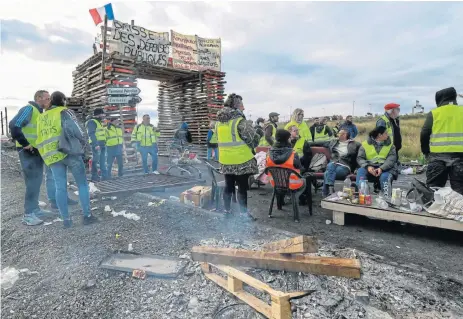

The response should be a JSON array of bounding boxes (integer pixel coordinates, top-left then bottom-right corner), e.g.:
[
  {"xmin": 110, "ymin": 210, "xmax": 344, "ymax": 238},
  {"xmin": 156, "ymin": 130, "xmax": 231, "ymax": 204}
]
[
  {"xmin": 36, "ymin": 106, "xmax": 68, "ymax": 166},
  {"xmin": 430, "ymin": 104, "xmax": 463, "ymax": 153},
  {"xmin": 86, "ymin": 119, "xmax": 106, "ymax": 144},
  {"xmin": 131, "ymin": 124, "xmax": 157, "ymax": 146},
  {"xmin": 106, "ymin": 125, "xmax": 123, "ymax": 147},
  {"xmin": 377, "ymin": 114, "xmax": 393, "ymax": 143},
  {"xmin": 259, "ymin": 123, "xmax": 276, "ymax": 146},
  {"xmin": 293, "ymin": 137, "xmax": 305, "ymax": 156},
  {"xmin": 284, "ymin": 120, "xmax": 312, "ymax": 142},
  {"xmin": 217, "ymin": 117, "xmax": 254, "ymax": 165},
  {"xmin": 16, "ymin": 104, "xmax": 40, "ymax": 148},
  {"xmin": 314, "ymin": 125, "xmax": 330, "ymax": 142},
  {"xmin": 362, "ymin": 141, "xmax": 392, "ymax": 164},
  {"xmin": 209, "ymin": 129, "xmax": 218, "ymax": 144}
]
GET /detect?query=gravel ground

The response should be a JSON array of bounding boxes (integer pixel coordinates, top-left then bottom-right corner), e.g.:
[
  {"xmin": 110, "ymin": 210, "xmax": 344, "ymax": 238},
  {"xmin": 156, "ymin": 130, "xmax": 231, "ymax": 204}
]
[{"xmin": 2, "ymin": 151, "xmax": 463, "ymax": 319}]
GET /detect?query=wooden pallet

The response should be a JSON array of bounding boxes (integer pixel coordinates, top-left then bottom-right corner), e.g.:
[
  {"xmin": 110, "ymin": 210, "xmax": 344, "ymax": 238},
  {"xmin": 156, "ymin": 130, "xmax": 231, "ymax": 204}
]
[{"xmin": 201, "ymin": 263, "xmax": 313, "ymax": 319}]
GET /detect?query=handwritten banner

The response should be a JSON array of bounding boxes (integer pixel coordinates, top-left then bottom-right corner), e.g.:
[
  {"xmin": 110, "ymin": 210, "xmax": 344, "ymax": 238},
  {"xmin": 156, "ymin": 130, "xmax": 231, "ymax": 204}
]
[
  {"xmin": 110, "ymin": 20, "xmax": 170, "ymax": 67},
  {"xmin": 196, "ymin": 36, "xmax": 221, "ymax": 71},
  {"xmin": 170, "ymin": 30, "xmax": 199, "ymax": 71}
]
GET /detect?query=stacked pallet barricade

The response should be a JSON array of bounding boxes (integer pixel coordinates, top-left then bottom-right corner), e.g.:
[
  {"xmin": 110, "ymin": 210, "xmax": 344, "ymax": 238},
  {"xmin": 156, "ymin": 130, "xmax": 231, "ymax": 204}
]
[{"xmin": 157, "ymin": 70, "xmax": 226, "ymax": 157}]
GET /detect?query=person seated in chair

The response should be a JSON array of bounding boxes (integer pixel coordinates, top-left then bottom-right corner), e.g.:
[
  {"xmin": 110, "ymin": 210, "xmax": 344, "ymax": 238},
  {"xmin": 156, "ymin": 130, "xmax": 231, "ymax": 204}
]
[
  {"xmin": 266, "ymin": 129, "xmax": 306, "ymax": 205},
  {"xmin": 356, "ymin": 126, "xmax": 397, "ymax": 198},
  {"xmin": 322, "ymin": 129, "xmax": 361, "ymax": 197},
  {"xmin": 288, "ymin": 125, "xmax": 313, "ymax": 172}
]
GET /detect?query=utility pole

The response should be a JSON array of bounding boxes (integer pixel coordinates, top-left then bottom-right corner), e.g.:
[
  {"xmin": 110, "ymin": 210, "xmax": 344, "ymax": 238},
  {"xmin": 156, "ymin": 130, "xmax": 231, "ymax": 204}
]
[{"xmin": 352, "ymin": 101, "xmax": 355, "ymax": 116}]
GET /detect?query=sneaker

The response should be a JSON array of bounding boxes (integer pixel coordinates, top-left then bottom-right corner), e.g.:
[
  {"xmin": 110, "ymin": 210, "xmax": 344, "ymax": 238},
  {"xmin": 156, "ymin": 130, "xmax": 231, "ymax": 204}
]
[
  {"xmin": 153, "ymin": 171, "xmax": 160, "ymax": 175},
  {"xmin": 63, "ymin": 219, "xmax": 73, "ymax": 229},
  {"xmin": 33, "ymin": 209, "xmax": 58, "ymax": 219},
  {"xmin": 22, "ymin": 214, "xmax": 44, "ymax": 226},
  {"xmin": 83, "ymin": 214, "xmax": 99, "ymax": 225}
]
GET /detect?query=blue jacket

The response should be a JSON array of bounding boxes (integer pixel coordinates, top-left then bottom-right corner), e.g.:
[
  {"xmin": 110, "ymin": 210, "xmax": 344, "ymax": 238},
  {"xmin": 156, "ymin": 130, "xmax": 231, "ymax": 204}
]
[
  {"xmin": 86, "ymin": 118, "xmax": 105, "ymax": 146},
  {"xmin": 9, "ymin": 101, "xmax": 43, "ymax": 149},
  {"xmin": 340, "ymin": 122, "xmax": 358, "ymax": 139}
]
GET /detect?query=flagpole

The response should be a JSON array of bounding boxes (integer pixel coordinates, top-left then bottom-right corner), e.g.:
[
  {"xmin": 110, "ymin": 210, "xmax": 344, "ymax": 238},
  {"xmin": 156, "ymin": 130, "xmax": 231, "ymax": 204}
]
[{"xmin": 100, "ymin": 14, "xmax": 108, "ymax": 84}]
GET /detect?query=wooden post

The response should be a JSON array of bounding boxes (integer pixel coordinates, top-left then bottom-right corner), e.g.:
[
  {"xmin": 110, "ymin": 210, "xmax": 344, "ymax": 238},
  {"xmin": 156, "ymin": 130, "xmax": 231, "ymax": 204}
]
[
  {"xmin": 119, "ymin": 106, "xmax": 129, "ymax": 163},
  {"xmin": 100, "ymin": 14, "xmax": 108, "ymax": 84},
  {"xmin": 5, "ymin": 107, "xmax": 8, "ymax": 136},
  {"xmin": 1, "ymin": 111, "xmax": 4, "ymax": 135}
]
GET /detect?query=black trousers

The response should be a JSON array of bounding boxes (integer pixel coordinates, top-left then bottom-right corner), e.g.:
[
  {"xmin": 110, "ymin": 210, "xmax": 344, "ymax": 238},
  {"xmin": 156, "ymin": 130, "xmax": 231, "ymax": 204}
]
[
  {"xmin": 223, "ymin": 174, "xmax": 250, "ymax": 213},
  {"xmin": 426, "ymin": 158, "xmax": 463, "ymax": 195}
]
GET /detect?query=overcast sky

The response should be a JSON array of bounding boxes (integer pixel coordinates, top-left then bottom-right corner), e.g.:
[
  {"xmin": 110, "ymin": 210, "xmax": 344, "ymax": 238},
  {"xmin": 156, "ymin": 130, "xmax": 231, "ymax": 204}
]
[{"xmin": 1, "ymin": 0, "xmax": 463, "ymax": 124}]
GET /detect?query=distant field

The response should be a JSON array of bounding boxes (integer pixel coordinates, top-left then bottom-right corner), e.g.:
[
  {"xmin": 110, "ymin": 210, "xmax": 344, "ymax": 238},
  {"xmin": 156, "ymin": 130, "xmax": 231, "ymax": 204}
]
[{"xmin": 282, "ymin": 114, "xmax": 427, "ymax": 161}]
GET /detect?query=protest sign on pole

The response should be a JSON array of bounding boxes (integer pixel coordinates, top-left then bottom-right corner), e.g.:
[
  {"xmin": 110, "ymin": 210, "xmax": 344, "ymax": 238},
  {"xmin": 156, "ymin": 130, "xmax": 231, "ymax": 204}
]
[
  {"xmin": 196, "ymin": 36, "xmax": 221, "ymax": 71},
  {"xmin": 170, "ymin": 30, "xmax": 199, "ymax": 71}
]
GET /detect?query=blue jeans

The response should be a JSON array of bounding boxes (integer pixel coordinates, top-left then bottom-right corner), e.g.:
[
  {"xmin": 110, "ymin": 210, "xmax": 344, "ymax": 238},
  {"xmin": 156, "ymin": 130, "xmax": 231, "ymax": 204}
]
[
  {"xmin": 107, "ymin": 145, "xmax": 123, "ymax": 178},
  {"xmin": 139, "ymin": 144, "xmax": 158, "ymax": 173},
  {"xmin": 356, "ymin": 167, "xmax": 393, "ymax": 198},
  {"xmin": 18, "ymin": 150, "xmax": 43, "ymax": 215},
  {"xmin": 49, "ymin": 155, "xmax": 90, "ymax": 220},
  {"xmin": 207, "ymin": 147, "xmax": 218, "ymax": 160},
  {"xmin": 323, "ymin": 162, "xmax": 351, "ymax": 186},
  {"xmin": 91, "ymin": 145, "xmax": 107, "ymax": 181}
]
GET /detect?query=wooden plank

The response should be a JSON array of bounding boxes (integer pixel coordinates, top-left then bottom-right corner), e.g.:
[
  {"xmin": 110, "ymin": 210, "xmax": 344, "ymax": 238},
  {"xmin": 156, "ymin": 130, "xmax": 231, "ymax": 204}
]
[
  {"xmin": 262, "ymin": 236, "xmax": 318, "ymax": 254},
  {"xmin": 191, "ymin": 246, "xmax": 361, "ymax": 279},
  {"xmin": 321, "ymin": 199, "xmax": 463, "ymax": 232}
]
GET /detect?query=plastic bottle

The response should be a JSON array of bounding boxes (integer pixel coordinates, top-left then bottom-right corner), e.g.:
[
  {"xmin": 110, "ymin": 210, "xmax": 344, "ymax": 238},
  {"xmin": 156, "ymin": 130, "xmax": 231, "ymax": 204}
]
[
  {"xmin": 359, "ymin": 177, "xmax": 366, "ymax": 205},
  {"xmin": 343, "ymin": 177, "xmax": 352, "ymax": 199}
]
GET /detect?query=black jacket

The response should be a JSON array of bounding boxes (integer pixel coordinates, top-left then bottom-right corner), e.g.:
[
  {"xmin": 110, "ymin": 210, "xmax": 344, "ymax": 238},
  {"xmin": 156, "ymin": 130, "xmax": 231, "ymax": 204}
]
[
  {"xmin": 323, "ymin": 139, "xmax": 361, "ymax": 172},
  {"xmin": 421, "ymin": 90, "xmax": 462, "ymax": 158},
  {"xmin": 264, "ymin": 121, "xmax": 278, "ymax": 146},
  {"xmin": 269, "ymin": 142, "xmax": 302, "ymax": 170},
  {"xmin": 376, "ymin": 113, "xmax": 402, "ymax": 152}
]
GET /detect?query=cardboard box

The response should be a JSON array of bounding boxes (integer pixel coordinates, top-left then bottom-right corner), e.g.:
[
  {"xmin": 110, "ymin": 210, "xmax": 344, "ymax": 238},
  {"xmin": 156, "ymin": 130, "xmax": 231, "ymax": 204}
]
[{"xmin": 180, "ymin": 186, "xmax": 212, "ymax": 208}]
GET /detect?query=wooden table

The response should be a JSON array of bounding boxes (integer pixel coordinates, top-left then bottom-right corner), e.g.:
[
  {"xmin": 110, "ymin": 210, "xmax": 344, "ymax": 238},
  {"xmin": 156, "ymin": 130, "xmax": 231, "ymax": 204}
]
[{"xmin": 321, "ymin": 194, "xmax": 463, "ymax": 232}]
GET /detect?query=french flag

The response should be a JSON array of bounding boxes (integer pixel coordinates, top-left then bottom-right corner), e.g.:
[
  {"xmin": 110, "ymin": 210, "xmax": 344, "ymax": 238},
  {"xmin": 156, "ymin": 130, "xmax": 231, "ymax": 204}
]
[{"xmin": 89, "ymin": 3, "xmax": 115, "ymax": 26}]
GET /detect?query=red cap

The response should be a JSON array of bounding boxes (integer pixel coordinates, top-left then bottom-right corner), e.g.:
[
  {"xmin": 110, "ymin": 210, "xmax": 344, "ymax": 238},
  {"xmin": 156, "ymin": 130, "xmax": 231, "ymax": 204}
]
[{"xmin": 384, "ymin": 103, "xmax": 400, "ymax": 110}]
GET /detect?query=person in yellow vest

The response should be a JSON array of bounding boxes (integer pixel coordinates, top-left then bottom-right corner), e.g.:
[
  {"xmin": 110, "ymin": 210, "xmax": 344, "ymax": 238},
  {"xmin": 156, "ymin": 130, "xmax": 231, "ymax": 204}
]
[
  {"xmin": 36, "ymin": 91, "xmax": 98, "ymax": 228},
  {"xmin": 356, "ymin": 126, "xmax": 397, "ymax": 198},
  {"xmin": 284, "ymin": 108, "xmax": 312, "ymax": 142},
  {"xmin": 131, "ymin": 114, "xmax": 159, "ymax": 174},
  {"xmin": 216, "ymin": 93, "xmax": 263, "ymax": 217},
  {"xmin": 106, "ymin": 118, "xmax": 124, "ymax": 178},
  {"xmin": 288, "ymin": 125, "xmax": 313, "ymax": 172},
  {"xmin": 86, "ymin": 108, "xmax": 108, "ymax": 182},
  {"xmin": 9, "ymin": 90, "xmax": 66, "ymax": 226},
  {"xmin": 260, "ymin": 112, "xmax": 279, "ymax": 146},
  {"xmin": 206, "ymin": 120, "xmax": 218, "ymax": 160},
  {"xmin": 266, "ymin": 129, "xmax": 306, "ymax": 219},
  {"xmin": 376, "ymin": 103, "xmax": 402, "ymax": 154},
  {"xmin": 311, "ymin": 117, "xmax": 334, "ymax": 143},
  {"xmin": 421, "ymin": 87, "xmax": 463, "ymax": 195}
]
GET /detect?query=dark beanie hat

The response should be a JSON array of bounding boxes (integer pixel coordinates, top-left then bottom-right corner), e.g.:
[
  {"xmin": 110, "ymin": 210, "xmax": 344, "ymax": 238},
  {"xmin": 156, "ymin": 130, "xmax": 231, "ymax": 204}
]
[
  {"xmin": 435, "ymin": 87, "xmax": 457, "ymax": 106},
  {"xmin": 275, "ymin": 129, "xmax": 291, "ymax": 143},
  {"xmin": 94, "ymin": 108, "xmax": 104, "ymax": 116}
]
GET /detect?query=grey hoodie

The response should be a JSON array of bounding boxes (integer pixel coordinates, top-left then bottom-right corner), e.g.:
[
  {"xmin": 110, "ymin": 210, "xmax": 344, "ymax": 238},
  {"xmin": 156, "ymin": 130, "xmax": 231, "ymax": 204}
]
[{"xmin": 357, "ymin": 136, "xmax": 397, "ymax": 172}]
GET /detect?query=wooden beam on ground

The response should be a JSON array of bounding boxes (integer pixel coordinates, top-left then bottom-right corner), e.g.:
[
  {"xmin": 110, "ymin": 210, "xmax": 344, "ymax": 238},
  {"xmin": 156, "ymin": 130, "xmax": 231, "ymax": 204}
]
[
  {"xmin": 191, "ymin": 246, "xmax": 361, "ymax": 279},
  {"xmin": 262, "ymin": 236, "xmax": 318, "ymax": 254}
]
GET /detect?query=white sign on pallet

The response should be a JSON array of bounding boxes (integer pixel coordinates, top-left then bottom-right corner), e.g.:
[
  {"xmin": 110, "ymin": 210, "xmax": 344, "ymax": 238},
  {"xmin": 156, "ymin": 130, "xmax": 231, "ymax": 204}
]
[
  {"xmin": 107, "ymin": 87, "xmax": 141, "ymax": 95},
  {"xmin": 107, "ymin": 96, "xmax": 142, "ymax": 104}
]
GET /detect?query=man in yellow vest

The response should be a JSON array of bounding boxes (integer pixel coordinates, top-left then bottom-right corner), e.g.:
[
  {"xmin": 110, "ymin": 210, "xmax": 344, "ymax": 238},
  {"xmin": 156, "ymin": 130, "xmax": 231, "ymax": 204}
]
[
  {"xmin": 311, "ymin": 117, "xmax": 334, "ymax": 143},
  {"xmin": 36, "ymin": 91, "xmax": 98, "ymax": 228},
  {"xmin": 9, "ymin": 90, "xmax": 75, "ymax": 226},
  {"xmin": 131, "ymin": 114, "xmax": 159, "ymax": 174},
  {"xmin": 260, "ymin": 112, "xmax": 279, "ymax": 146},
  {"xmin": 376, "ymin": 103, "xmax": 402, "ymax": 154},
  {"xmin": 106, "ymin": 118, "xmax": 124, "ymax": 178},
  {"xmin": 284, "ymin": 108, "xmax": 312, "ymax": 142},
  {"xmin": 86, "ymin": 108, "xmax": 108, "ymax": 181},
  {"xmin": 357, "ymin": 126, "xmax": 397, "ymax": 198},
  {"xmin": 421, "ymin": 87, "xmax": 463, "ymax": 195}
]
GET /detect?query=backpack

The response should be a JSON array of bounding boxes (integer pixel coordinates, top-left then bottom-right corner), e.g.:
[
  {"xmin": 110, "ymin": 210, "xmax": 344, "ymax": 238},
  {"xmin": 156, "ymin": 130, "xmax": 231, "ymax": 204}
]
[
  {"xmin": 309, "ymin": 153, "xmax": 328, "ymax": 172},
  {"xmin": 406, "ymin": 178, "xmax": 435, "ymax": 207}
]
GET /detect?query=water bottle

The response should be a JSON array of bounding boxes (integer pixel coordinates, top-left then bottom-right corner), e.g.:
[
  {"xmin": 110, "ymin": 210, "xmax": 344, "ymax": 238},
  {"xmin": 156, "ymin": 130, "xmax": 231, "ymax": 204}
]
[
  {"xmin": 343, "ymin": 177, "xmax": 352, "ymax": 199},
  {"xmin": 359, "ymin": 177, "xmax": 366, "ymax": 205}
]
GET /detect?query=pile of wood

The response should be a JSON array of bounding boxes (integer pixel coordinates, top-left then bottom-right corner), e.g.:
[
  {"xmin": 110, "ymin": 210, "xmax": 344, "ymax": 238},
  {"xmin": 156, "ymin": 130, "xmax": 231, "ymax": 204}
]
[
  {"xmin": 192, "ymin": 236, "xmax": 362, "ymax": 319},
  {"xmin": 157, "ymin": 70, "xmax": 226, "ymax": 157}
]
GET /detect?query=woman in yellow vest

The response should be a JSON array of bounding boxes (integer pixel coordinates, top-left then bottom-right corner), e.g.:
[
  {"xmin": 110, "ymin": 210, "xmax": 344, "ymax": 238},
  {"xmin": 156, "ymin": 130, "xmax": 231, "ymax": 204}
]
[
  {"xmin": 206, "ymin": 120, "xmax": 218, "ymax": 160},
  {"xmin": 216, "ymin": 93, "xmax": 263, "ymax": 217},
  {"xmin": 356, "ymin": 126, "xmax": 397, "ymax": 198},
  {"xmin": 284, "ymin": 108, "xmax": 312, "ymax": 142},
  {"xmin": 288, "ymin": 125, "xmax": 313, "ymax": 172},
  {"xmin": 106, "ymin": 118, "xmax": 124, "ymax": 178},
  {"xmin": 36, "ymin": 91, "xmax": 98, "ymax": 228}
]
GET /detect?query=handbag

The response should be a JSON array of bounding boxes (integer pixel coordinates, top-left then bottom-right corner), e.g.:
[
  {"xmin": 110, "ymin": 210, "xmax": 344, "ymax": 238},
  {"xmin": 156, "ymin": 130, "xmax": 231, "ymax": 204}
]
[{"xmin": 406, "ymin": 178, "xmax": 435, "ymax": 207}]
